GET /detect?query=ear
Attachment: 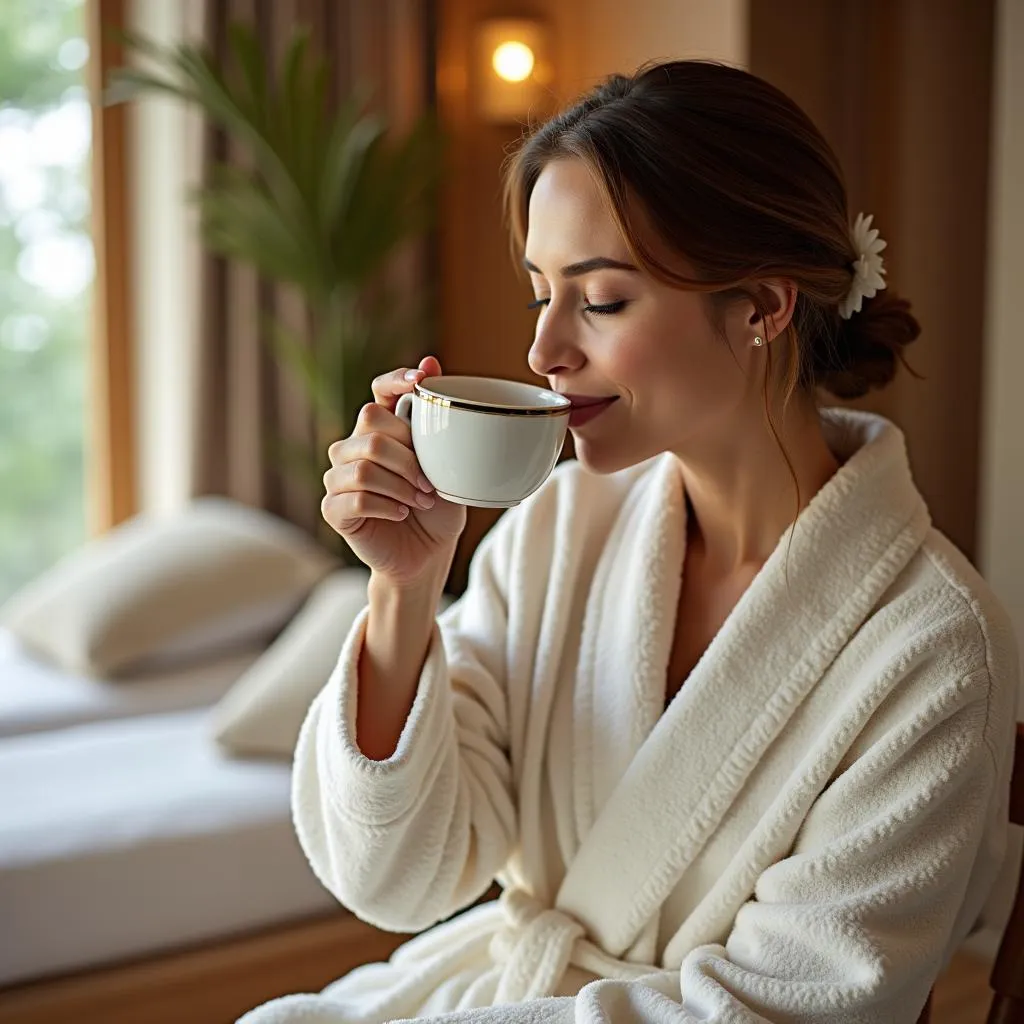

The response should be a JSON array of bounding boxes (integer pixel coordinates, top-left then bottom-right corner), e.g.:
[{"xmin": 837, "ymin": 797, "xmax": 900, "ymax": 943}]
[{"xmin": 748, "ymin": 279, "xmax": 798, "ymax": 343}]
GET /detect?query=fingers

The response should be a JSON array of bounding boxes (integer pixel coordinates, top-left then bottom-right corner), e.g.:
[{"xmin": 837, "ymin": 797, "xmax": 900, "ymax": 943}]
[
  {"xmin": 326, "ymin": 425, "xmax": 434, "ymax": 499},
  {"xmin": 322, "ymin": 490, "xmax": 411, "ymax": 530},
  {"xmin": 322, "ymin": 450, "xmax": 435, "ymax": 535},
  {"xmin": 326, "ymin": 454, "xmax": 436, "ymax": 511},
  {"xmin": 331, "ymin": 402, "xmax": 428, "ymax": 479},
  {"xmin": 370, "ymin": 356, "xmax": 442, "ymax": 411},
  {"xmin": 368, "ymin": 368, "xmax": 413, "ymax": 411},
  {"xmin": 324, "ymin": 410, "xmax": 435, "ymax": 516},
  {"xmin": 322, "ymin": 359, "xmax": 442, "ymax": 535}
]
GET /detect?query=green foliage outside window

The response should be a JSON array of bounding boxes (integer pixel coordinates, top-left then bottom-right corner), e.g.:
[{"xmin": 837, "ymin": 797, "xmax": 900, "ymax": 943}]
[{"xmin": 0, "ymin": 0, "xmax": 91, "ymax": 604}]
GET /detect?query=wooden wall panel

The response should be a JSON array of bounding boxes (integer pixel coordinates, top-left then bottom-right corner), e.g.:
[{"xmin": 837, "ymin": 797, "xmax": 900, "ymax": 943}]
[{"xmin": 749, "ymin": 0, "xmax": 995, "ymax": 561}]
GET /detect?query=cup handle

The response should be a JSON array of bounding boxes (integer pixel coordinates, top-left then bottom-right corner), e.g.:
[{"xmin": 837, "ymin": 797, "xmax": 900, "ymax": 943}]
[{"xmin": 395, "ymin": 392, "xmax": 414, "ymax": 424}]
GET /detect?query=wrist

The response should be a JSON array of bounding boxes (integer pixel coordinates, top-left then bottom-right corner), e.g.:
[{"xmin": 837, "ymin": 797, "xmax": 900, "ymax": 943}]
[
  {"xmin": 369, "ymin": 549, "xmax": 455, "ymax": 603},
  {"xmin": 368, "ymin": 562, "xmax": 447, "ymax": 615}
]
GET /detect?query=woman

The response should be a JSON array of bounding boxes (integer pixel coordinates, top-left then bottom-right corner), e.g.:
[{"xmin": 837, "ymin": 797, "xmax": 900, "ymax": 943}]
[{"xmin": 244, "ymin": 61, "xmax": 1018, "ymax": 1023}]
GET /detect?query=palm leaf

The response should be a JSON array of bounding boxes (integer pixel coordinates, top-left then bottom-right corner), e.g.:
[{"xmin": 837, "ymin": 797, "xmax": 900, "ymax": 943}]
[
  {"xmin": 107, "ymin": 26, "xmax": 166, "ymax": 61},
  {"xmin": 332, "ymin": 115, "xmax": 442, "ymax": 282},
  {"xmin": 322, "ymin": 113, "xmax": 387, "ymax": 274},
  {"xmin": 110, "ymin": 19, "xmax": 444, "ymax": 480},
  {"xmin": 318, "ymin": 95, "xmax": 364, "ymax": 218},
  {"xmin": 225, "ymin": 21, "xmax": 268, "ymax": 129},
  {"xmin": 105, "ymin": 67, "xmax": 196, "ymax": 106},
  {"xmin": 193, "ymin": 169, "xmax": 320, "ymax": 287},
  {"xmin": 334, "ymin": 134, "xmax": 413, "ymax": 280},
  {"xmin": 278, "ymin": 31, "xmax": 327, "ymax": 201},
  {"xmin": 168, "ymin": 36, "xmax": 313, "ymax": 234},
  {"xmin": 264, "ymin": 315, "xmax": 343, "ymax": 422}
]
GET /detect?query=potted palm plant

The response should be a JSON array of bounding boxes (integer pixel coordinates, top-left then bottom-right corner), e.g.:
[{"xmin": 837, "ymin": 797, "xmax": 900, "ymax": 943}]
[{"xmin": 106, "ymin": 22, "xmax": 442, "ymax": 556}]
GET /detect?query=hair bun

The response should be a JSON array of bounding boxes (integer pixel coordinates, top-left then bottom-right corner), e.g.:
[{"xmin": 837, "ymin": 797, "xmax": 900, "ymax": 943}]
[{"xmin": 818, "ymin": 290, "xmax": 921, "ymax": 399}]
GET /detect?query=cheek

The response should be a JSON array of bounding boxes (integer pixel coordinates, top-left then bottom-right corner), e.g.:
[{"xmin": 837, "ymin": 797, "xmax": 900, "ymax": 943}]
[
  {"xmin": 613, "ymin": 304, "xmax": 716, "ymax": 384},
  {"xmin": 619, "ymin": 305, "xmax": 747, "ymax": 412},
  {"xmin": 602, "ymin": 328, "xmax": 655, "ymax": 382}
]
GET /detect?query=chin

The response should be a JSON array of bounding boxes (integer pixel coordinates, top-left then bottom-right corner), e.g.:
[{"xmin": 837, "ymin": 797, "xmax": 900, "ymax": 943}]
[{"xmin": 570, "ymin": 434, "xmax": 653, "ymax": 476}]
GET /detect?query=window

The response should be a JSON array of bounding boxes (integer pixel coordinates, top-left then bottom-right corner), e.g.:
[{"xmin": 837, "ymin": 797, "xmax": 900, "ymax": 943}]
[{"xmin": 0, "ymin": 0, "xmax": 92, "ymax": 603}]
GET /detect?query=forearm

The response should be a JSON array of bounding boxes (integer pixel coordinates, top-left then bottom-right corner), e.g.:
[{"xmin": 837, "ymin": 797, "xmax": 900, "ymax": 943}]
[
  {"xmin": 356, "ymin": 557, "xmax": 454, "ymax": 761},
  {"xmin": 293, "ymin": 518, "xmax": 518, "ymax": 932},
  {"xmin": 294, "ymin": 574, "xmax": 516, "ymax": 930}
]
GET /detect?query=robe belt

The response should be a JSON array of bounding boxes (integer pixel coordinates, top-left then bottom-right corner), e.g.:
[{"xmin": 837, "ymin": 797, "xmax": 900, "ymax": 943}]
[{"xmin": 488, "ymin": 888, "xmax": 660, "ymax": 1004}]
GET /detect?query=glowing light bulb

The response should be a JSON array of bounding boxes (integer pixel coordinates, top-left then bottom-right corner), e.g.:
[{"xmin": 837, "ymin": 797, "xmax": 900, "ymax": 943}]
[{"xmin": 492, "ymin": 41, "xmax": 535, "ymax": 83}]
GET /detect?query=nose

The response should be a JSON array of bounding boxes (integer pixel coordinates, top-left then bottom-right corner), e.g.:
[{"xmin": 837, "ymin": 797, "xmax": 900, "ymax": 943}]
[{"xmin": 527, "ymin": 308, "xmax": 585, "ymax": 379}]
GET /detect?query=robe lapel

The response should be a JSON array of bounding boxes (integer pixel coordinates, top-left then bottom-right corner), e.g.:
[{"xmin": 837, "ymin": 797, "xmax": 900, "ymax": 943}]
[
  {"xmin": 570, "ymin": 453, "xmax": 686, "ymax": 846},
  {"xmin": 557, "ymin": 410, "xmax": 932, "ymax": 959}
]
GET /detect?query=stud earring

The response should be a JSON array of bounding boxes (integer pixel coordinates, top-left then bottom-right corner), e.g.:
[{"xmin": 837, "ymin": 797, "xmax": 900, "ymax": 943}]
[{"xmin": 752, "ymin": 336, "xmax": 764, "ymax": 347}]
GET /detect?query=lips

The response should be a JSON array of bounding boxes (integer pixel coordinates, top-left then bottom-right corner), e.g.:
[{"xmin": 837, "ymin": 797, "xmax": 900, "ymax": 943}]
[
  {"xmin": 565, "ymin": 395, "xmax": 618, "ymax": 427},
  {"xmin": 562, "ymin": 393, "xmax": 617, "ymax": 408}
]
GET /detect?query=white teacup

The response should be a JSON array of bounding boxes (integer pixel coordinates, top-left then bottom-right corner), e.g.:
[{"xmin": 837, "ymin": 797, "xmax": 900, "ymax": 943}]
[{"xmin": 395, "ymin": 376, "xmax": 571, "ymax": 508}]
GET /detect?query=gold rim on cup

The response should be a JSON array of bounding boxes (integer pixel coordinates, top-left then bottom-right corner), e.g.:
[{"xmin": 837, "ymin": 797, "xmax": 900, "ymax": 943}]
[{"xmin": 413, "ymin": 382, "xmax": 571, "ymax": 417}]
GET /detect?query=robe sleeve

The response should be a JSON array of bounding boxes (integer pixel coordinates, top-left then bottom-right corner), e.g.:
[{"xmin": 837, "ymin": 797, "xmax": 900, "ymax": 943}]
[
  {"xmin": 290, "ymin": 509, "xmax": 520, "ymax": 934},
  {"xmin": 395, "ymin": 665, "xmax": 1016, "ymax": 1023}
]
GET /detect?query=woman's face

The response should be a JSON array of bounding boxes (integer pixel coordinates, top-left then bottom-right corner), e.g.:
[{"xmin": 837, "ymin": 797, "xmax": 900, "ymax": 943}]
[{"xmin": 524, "ymin": 158, "xmax": 764, "ymax": 475}]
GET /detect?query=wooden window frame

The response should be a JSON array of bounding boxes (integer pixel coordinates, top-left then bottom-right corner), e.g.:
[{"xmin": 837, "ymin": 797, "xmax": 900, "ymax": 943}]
[{"xmin": 86, "ymin": 0, "xmax": 136, "ymax": 533}]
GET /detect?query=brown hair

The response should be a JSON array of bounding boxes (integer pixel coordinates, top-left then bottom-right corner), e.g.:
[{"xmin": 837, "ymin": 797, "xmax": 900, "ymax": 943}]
[{"xmin": 503, "ymin": 60, "xmax": 920, "ymax": 408}]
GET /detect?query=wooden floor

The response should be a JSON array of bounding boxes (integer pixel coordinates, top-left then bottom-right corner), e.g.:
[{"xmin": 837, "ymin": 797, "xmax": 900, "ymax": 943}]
[{"xmin": 932, "ymin": 949, "xmax": 992, "ymax": 1022}]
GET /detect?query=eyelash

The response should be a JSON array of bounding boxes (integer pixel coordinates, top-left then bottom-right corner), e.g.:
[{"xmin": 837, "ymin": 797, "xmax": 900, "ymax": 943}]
[{"xmin": 526, "ymin": 298, "xmax": 627, "ymax": 316}]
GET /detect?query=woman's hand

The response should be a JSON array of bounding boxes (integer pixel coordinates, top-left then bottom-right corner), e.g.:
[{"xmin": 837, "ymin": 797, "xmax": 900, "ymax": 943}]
[{"xmin": 322, "ymin": 356, "xmax": 467, "ymax": 587}]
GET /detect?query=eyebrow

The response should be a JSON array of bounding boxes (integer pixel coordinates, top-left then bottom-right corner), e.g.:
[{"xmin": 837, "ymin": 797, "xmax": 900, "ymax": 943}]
[{"xmin": 522, "ymin": 256, "xmax": 639, "ymax": 278}]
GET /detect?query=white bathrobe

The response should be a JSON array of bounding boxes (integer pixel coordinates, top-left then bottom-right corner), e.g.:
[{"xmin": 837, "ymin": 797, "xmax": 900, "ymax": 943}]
[{"xmin": 243, "ymin": 410, "xmax": 1019, "ymax": 1024}]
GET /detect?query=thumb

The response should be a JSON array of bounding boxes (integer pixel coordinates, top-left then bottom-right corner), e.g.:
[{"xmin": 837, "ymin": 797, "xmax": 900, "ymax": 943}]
[{"xmin": 418, "ymin": 355, "xmax": 442, "ymax": 377}]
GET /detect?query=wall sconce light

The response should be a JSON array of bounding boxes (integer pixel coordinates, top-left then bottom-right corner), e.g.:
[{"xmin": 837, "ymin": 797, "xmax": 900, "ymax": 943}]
[{"xmin": 475, "ymin": 18, "xmax": 553, "ymax": 124}]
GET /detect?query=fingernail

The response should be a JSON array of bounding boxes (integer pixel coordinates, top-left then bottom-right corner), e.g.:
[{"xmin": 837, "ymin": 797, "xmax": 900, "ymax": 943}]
[
  {"xmin": 416, "ymin": 492, "xmax": 435, "ymax": 509},
  {"xmin": 417, "ymin": 474, "xmax": 434, "ymax": 492},
  {"xmin": 404, "ymin": 369, "xmax": 420, "ymax": 381}
]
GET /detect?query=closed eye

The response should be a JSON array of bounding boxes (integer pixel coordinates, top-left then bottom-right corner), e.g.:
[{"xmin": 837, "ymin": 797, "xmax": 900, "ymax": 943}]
[
  {"xmin": 526, "ymin": 298, "xmax": 627, "ymax": 316},
  {"xmin": 583, "ymin": 300, "xmax": 627, "ymax": 315}
]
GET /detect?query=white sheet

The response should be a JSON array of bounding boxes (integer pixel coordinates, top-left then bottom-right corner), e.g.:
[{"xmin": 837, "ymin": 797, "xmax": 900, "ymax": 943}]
[
  {"xmin": 0, "ymin": 710, "xmax": 337, "ymax": 986},
  {"xmin": 0, "ymin": 629, "xmax": 264, "ymax": 738}
]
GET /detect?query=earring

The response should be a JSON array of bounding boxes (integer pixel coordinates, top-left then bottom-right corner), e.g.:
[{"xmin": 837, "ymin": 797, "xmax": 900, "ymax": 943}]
[{"xmin": 752, "ymin": 336, "xmax": 764, "ymax": 347}]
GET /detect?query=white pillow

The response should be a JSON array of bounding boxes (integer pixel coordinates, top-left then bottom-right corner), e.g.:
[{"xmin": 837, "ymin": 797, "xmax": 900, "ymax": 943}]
[
  {"xmin": 0, "ymin": 497, "xmax": 337, "ymax": 677},
  {"xmin": 210, "ymin": 569, "xmax": 454, "ymax": 759}
]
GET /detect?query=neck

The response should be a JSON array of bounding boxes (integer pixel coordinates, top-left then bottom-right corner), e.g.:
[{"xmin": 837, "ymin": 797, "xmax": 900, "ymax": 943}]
[{"xmin": 676, "ymin": 399, "xmax": 839, "ymax": 571}]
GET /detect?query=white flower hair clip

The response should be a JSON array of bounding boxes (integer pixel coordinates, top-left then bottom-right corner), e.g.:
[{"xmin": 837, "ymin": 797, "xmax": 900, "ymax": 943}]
[{"xmin": 838, "ymin": 212, "xmax": 887, "ymax": 320}]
